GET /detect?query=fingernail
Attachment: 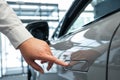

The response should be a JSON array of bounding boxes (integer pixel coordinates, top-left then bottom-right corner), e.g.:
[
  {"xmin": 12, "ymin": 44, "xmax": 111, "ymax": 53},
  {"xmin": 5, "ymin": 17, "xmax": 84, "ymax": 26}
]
[{"xmin": 64, "ymin": 62, "xmax": 69, "ymax": 66}]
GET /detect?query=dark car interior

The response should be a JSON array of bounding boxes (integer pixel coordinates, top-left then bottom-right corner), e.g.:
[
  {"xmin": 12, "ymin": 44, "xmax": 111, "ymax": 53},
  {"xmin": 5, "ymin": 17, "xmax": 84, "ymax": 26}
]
[{"xmin": 26, "ymin": 21, "xmax": 50, "ymax": 44}]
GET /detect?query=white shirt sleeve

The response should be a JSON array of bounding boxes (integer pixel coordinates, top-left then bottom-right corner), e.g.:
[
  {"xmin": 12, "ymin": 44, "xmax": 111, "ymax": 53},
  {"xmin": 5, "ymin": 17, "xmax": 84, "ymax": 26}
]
[{"xmin": 0, "ymin": 0, "xmax": 33, "ymax": 48}]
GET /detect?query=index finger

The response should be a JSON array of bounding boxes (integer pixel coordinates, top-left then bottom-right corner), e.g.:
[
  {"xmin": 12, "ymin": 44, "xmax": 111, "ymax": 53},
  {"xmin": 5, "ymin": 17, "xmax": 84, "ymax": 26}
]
[
  {"xmin": 40, "ymin": 54, "xmax": 68, "ymax": 66},
  {"xmin": 53, "ymin": 57, "xmax": 68, "ymax": 66}
]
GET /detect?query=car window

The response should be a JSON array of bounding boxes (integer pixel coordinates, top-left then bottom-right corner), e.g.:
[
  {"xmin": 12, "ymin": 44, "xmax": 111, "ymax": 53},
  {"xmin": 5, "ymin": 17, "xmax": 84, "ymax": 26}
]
[
  {"xmin": 66, "ymin": 0, "xmax": 120, "ymax": 35},
  {"xmin": 66, "ymin": 4, "xmax": 94, "ymax": 34}
]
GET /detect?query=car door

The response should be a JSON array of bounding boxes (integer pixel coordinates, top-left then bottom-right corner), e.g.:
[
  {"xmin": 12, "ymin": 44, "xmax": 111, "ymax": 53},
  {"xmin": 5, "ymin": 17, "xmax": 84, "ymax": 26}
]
[
  {"xmin": 26, "ymin": 0, "xmax": 120, "ymax": 80},
  {"xmin": 107, "ymin": 17, "xmax": 120, "ymax": 80},
  {"xmin": 51, "ymin": 7, "xmax": 120, "ymax": 80}
]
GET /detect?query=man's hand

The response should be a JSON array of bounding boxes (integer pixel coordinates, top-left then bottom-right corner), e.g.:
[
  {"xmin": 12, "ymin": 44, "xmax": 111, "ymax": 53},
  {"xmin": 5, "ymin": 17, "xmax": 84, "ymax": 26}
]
[{"xmin": 18, "ymin": 37, "xmax": 68, "ymax": 73}]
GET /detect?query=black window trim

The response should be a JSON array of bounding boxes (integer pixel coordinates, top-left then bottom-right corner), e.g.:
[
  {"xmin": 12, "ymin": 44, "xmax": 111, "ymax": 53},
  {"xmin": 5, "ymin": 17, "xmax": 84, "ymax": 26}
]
[{"xmin": 52, "ymin": 0, "xmax": 92, "ymax": 39}]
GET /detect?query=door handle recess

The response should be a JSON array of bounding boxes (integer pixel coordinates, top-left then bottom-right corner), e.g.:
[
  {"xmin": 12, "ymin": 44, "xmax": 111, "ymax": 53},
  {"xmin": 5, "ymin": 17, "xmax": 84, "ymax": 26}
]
[{"xmin": 64, "ymin": 60, "xmax": 89, "ymax": 72}]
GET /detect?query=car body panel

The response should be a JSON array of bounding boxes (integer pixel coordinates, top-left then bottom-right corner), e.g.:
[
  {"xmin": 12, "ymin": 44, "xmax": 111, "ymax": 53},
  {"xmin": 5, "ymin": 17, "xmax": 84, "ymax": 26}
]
[
  {"xmin": 27, "ymin": 0, "xmax": 120, "ymax": 80},
  {"xmin": 50, "ymin": 10, "xmax": 120, "ymax": 80}
]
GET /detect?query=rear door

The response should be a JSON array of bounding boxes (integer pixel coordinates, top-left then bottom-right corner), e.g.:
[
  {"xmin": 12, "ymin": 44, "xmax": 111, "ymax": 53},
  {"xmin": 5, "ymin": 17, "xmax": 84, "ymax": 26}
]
[
  {"xmin": 55, "ymin": 8, "xmax": 120, "ymax": 80},
  {"xmin": 107, "ymin": 15, "xmax": 120, "ymax": 80},
  {"xmin": 51, "ymin": 0, "xmax": 120, "ymax": 80}
]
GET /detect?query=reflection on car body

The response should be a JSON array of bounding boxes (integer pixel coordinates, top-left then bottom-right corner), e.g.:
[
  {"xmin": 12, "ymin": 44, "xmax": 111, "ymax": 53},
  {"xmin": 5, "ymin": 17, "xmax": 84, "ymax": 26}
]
[
  {"xmin": 56, "ymin": 11, "xmax": 120, "ymax": 80},
  {"xmin": 26, "ymin": 0, "xmax": 120, "ymax": 80}
]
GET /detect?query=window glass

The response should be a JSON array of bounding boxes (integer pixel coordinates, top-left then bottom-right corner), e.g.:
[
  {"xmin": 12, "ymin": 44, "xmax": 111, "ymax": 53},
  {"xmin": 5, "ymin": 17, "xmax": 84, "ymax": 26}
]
[
  {"xmin": 67, "ymin": 4, "xmax": 94, "ymax": 33},
  {"xmin": 66, "ymin": 0, "xmax": 120, "ymax": 34}
]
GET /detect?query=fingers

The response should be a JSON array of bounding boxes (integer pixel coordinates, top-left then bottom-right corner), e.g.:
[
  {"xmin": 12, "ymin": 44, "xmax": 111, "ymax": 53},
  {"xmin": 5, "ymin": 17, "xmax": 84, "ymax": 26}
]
[
  {"xmin": 41, "ymin": 60, "xmax": 47, "ymax": 64},
  {"xmin": 39, "ymin": 54, "xmax": 68, "ymax": 66},
  {"xmin": 28, "ymin": 55, "xmax": 68, "ymax": 73},
  {"xmin": 47, "ymin": 62, "xmax": 54, "ymax": 71},
  {"xmin": 29, "ymin": 61, "xmax": 44, "ymax": 74},
  {"xmin": 41, "ymin": 60, "xmax": 53, "ymax": 70},
  {"xmin": 54, "ymin": 58, "xmax": 68, "ymax": 66},
  {"xmin": 40, "ymin": 60, "xmax": 53, "ymax": 71}
]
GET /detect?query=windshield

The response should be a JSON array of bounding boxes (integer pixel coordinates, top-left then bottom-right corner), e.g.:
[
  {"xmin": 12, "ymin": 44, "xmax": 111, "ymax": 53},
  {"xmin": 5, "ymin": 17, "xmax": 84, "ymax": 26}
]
[{"xmin": 66, "ymin": 0, "xmax": 120, "ymax": 34}]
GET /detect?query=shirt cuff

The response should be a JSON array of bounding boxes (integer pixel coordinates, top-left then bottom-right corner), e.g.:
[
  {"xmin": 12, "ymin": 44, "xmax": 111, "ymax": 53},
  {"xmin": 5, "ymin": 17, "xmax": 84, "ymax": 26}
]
[{"xmin": 5, "ymin": 26, "xmax": 33, "ymax": 49}]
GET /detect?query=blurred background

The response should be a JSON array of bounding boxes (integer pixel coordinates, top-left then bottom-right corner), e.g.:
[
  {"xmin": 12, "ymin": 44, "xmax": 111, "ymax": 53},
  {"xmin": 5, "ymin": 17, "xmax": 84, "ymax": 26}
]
[
  {"xmin": 0, "ymin": 0, "xmax": 96, "ymax": 79},
  {"xmin": 0, "ymin": 0, "xmax": 74, "ymax": 79}
]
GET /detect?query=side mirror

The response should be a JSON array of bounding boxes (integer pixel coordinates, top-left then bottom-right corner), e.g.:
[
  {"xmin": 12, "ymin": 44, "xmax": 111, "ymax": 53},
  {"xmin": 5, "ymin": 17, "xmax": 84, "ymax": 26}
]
[{"xmin": 26, "ymin": 21, "xmax": 50, "ymax": 44}]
